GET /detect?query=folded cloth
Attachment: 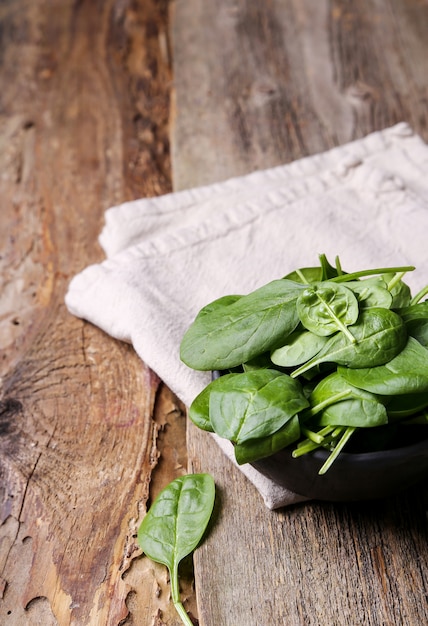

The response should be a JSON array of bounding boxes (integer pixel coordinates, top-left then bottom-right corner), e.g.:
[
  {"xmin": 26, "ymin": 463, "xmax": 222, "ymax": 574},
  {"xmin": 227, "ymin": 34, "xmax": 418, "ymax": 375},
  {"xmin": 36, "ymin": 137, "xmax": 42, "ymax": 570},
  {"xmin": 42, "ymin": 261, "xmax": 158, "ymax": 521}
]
[{"xmin": 65, "ymin": 122, "xmax": 428, "ymax": 509}]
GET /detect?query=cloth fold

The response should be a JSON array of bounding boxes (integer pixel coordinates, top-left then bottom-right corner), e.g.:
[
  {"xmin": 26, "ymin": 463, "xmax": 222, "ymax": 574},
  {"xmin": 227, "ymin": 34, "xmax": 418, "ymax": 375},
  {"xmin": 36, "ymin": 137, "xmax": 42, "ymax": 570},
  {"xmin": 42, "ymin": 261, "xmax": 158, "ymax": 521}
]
[{"xmin": 65, "ymin": 123, "xmax": 428, "ymax": 509}]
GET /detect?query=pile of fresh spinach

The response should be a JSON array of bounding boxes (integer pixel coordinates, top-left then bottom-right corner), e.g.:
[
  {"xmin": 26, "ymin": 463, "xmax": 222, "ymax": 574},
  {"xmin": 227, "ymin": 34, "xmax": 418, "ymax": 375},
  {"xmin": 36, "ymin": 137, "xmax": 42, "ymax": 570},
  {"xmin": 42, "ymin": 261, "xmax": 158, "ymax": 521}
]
[{"xmin": 180, "ymin": 255, "xmax": 428, "ymax": 473}]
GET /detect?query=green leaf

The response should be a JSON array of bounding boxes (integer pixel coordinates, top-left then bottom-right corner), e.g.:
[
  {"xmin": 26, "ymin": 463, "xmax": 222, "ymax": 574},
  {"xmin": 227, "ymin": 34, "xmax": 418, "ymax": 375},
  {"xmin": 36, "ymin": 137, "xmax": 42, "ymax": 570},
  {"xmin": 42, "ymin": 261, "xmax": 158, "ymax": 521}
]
[
  {"xmin": 242, "ymin": 353, "xmax": 274, "ymax": 371},
  {"xmin": 283, "ymin": 267, "xmax": 323, "ymax": 284},
  {"xmin": 307, "ymin": 372, "xmax": 388, "ymax": 428},
  {"xmin": 234, "ymin": 415, "xmax": 300, "ymax": 465},
  {"xmin": 208, "ymin": 370, "xmax": 309, "ymax": 444},
  {"xmin": 338, "ymin": 337, "xmax": 428, "ymax": 395},
  {"xmin": 296, "ymin": 282, "xmax": 359, "ymax": 340},
  {"xmin": 382, "ymin": 272, "xmax": 412, "ymax": 307},
  {"xmin": 138, "ymin": 474, "xmax": 215, "ymax": 626},
  {"xmin": 398, "ymin": 301, "xmax": 428, "ymax": 347},
  {"xmin": 271, "ymin": 329, "xmax": 328, "ymax": 367},
  {"xmin": 291, "ymin": 308, "xmax": 407, "ymax": 378},
  {"xmin": 384, "ymin": 391, "xmax": 428, "ymax": 418},
  {"xmin": 345, "ymin": 278, "xmax": 393, "ymax": 309},
  {"xmin": 188, "ymin": 385, "xmax": 214, "ymax": 432},
  {"xmin": 180, "ymin": 279, "xmax": 303, "ymax": 370},
  {"xmin": 283, "ymin": 254, "xmax": 342, "ymax": 283},
  {"xmin": 195, "ymin": 293, "xmax": 242, "ymax": 316}
]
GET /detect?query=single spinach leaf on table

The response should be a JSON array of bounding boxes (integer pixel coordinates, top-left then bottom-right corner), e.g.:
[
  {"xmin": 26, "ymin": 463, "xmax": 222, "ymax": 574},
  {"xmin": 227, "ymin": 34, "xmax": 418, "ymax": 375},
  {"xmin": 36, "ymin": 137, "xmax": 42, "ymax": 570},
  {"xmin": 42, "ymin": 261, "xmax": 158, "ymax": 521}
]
[
  {"xmin": 180, "ymin": 279, "xmax": 304, "ymax": 370},
  {"xmin": 208, "ymin": 369, "xmax": 309, "ymax": 444},
  {"xmin": 338, "ymin": 336, "xmax": 428, "ymax": 395},
  {"xmin": 296, "ymin": 282, "xmax": 359, "ymax": 340},
  {"xmin": 138, "ymin": 474, "xmax": 215, "ymax": 626},
  {"xmin": 234, "ymin": 415, "xmax": 301, "ymax": 465},
  {"xmin": 291, "ymin": 308, "xmax": 407, "ymax": 378}
]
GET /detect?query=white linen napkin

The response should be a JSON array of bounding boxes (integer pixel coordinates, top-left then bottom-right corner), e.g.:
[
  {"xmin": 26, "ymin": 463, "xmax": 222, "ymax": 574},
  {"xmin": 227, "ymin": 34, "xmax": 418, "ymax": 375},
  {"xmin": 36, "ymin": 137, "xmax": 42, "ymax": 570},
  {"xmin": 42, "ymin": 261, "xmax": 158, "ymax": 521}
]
[{"xmin": 65, "ymin": 123, "xmax": 428, "ymax": 509}]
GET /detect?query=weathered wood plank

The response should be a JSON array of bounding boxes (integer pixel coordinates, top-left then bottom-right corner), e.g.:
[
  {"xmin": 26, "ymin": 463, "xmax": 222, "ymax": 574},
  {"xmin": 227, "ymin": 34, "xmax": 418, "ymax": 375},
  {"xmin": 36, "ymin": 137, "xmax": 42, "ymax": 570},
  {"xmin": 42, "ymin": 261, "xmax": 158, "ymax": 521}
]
[
  {"xmin": 171, "ymin": 1, "xmax": 428, "ymax": 624},
  {"xmin": 0, "ymin": 1, "xmax": 191, "ymax": 624}
]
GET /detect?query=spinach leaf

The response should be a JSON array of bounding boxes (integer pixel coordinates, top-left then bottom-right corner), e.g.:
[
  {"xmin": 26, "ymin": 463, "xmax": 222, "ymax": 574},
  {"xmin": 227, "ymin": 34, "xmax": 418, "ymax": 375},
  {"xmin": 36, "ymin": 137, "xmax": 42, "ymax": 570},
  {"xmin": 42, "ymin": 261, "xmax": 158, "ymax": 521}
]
[
  {"xmin": 234, "ymin": 415, "xmax": 300, "ymax": 465},
  {"xmin": 208, "ymin": 370, "xmax": 309, "ymax": 444},
  {"xmin": 180, "ymin": 279, "xmax": 304, "ymax": 370},
  {"xmin": 283, "ymin": 266, "xmax": 323, "ymax": 284},
  {"xmin": 188, "ymin": 384, "xmax": 214, "ymax": 432},
  {"xmin": 382, "ymin": 272, "xmax": 412, "ymax": 307},
  {"xmin": 271, "ymin": 329, "xmax": 328, "ymax": 367},
  {"xmin": 307, "ymin": 372, "xmax": 388, "ymax": 428},
  {"xmin": 195, "ymin": 293, "xmax": 242, "ymax": 316},
  {"xmin": 345, "ymin": 278, "xmax": 393, "ymax": 309},
  {"xmin": 384, "ymin": 391, "xmax": 428, "ymax": 418},
  {"xmin": 296, "ymin": 282, "xmax": 359, "ymax": 340},
  {"xmin": 398, "ymin": 302, "xmax": 428, "ymax": 347},
  {"xmin": 291, "ymin": 308, "xmax": 407, "ymax": 378},
  {"xmin": 243, "ymin": 353, "xmax": 275, "ymax": 371},
  {"xmin": 338, "ymin": 337, "xmax": 428, "ymax": 395},
  {"xmin": 138, "ymin": 474, "xmax": 215, "ymax": 626}
]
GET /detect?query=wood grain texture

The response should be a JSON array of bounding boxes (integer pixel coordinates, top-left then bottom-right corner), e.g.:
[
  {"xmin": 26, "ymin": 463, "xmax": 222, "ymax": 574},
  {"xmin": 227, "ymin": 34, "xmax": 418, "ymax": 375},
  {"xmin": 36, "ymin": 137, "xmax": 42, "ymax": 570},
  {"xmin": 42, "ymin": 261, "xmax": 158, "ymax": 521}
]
[
  {"xmin": 171, "ymin": 1, "xmax": 428, "ymax": 624},
  {"xmin": 0, "ymin": 1, "xmax": 192, "ymax": 625}
]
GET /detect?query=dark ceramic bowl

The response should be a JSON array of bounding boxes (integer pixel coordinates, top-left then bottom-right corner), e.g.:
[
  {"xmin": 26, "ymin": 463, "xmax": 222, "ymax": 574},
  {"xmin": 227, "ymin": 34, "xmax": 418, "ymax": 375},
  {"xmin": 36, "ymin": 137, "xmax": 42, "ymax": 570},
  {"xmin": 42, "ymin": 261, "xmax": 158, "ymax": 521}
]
[
  {"xmin": 251, "ymin": 437, "xmax": 428, "ymax": 501},
  {"xmin": 212, "ymin": 371, "xmax": 428, "ymax": 501}
]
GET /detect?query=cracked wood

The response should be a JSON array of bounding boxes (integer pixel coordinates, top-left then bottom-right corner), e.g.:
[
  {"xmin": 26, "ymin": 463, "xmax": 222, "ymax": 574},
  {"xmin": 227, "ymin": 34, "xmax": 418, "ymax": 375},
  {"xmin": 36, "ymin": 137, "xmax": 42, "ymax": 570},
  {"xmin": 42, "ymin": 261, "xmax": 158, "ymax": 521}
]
[{"xmin": 0, "ymin": 1, "xmax": 191, "ymax": 625}]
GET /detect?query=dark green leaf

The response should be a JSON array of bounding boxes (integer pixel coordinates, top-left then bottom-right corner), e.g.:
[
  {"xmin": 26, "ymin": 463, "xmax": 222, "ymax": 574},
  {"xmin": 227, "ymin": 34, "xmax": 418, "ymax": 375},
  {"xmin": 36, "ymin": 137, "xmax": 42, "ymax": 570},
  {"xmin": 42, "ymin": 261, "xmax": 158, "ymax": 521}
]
[
  {"xmin": 345, "ymin": 278, "xmax": 393, "ymax": 309},
  {"xmin": 382, "ymin": 272, "xmax": 412, "ymax": 307},
  {"xmin": 292, "ymin": 308, "xmax": 407, "ymax": 378},
  {"xmin": 180, "ymin": 279, "xmax": 303, "ymax": 370},
  {"xmin": 308, "ymin": 372, "xmax": 388, "ymax": 427},
  {"xmin": 398, "ymin": 301, "xmax": 428, "ymax": 347},
  {"xmin": 283, "ymin": 267, "xmax": 323, "ymax": 283},
  {"xmin": 338, "ymin": 337, "xmax": 428, "ymax": 395},
  {"xmin": 271, "ymin": 329, "xmax": 328, "ymax": 367},
  {"xmin": 242, "ymin": 353, "xmax": 274, "ymax": 371},
  {"xmin": 234, "ymin": 415, "xmax": 300, "ymax": 465},
  {"xmin": 296, "ymin": 282, "xmax": 359, "ymax": 337},
  {"xmin": 188, "ymin": 385, "xmax": 214, "ymax": 432},
  {"xmin": 209, "ymin": 370, "xmax": 309, "ymax": 444},
  {"xmin": 384, "ymin": 391, "xmax": 428, "ymax": 418}
]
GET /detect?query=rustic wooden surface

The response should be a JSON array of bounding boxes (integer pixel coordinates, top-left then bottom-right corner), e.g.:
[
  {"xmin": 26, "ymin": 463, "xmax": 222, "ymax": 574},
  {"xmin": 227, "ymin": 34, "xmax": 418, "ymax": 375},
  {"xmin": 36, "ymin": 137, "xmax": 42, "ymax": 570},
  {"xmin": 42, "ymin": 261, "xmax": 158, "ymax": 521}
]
[
  {"xmin": 171, "ymin": 1, "xmax": 428, "ymax": 625},
  {"xmin": 2, "ymin": 0, "xmax": 428, "ymax": 625},
  {"xmin": 0, "ymin": 1, "xmax": 193, "ymax": 625}
]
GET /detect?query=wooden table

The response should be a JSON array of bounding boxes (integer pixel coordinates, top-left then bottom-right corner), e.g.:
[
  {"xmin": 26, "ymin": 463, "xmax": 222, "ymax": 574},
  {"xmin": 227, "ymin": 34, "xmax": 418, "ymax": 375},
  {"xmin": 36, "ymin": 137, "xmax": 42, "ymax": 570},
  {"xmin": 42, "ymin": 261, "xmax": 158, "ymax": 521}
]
[{"xmin": 1, "ymin": 1, "xmax": 427, "ymax": 625}]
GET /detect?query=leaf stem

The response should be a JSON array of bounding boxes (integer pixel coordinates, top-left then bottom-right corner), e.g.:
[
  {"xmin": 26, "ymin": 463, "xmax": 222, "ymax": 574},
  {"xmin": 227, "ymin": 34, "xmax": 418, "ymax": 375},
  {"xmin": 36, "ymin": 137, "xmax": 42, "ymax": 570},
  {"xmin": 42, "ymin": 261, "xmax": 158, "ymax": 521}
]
[
  {"xmin": 301, "ymin": 391, "xmax": 351, "ymax": 417},
  {"xmin": 296, "ymin": 269, "xmax": 310, "ymax": 284},
  {"xmin": 330, "ymin": 266, "xmax": 415, "ymax": 283},
  {"xmin": 171, "ymin": 564, "xmax": 194, "ymax": 626},
  {"xmin": 300, "ymin": 426, "xmax": 326, "ymax": 444},
  {"xmin": 293, "ymin": 426, "xmax": 336, "ymax": 456},
  {"xmin": 386, "ymin": 271, "xmax": 406, "ymax": 292},
  {"xmin": 174, "ymin": 600, "xmax": 195, "ymax": 626},
  {"xmin": 335, "ymin": 256, "xmax": 344, "ymax": 276},
  {"xmin": 318, "ymin": 426, "xmax": 356, "ymax": 474},
  {"xmin": 410, "ymin": 284, "xmax": 428, "ymax": 305}
]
